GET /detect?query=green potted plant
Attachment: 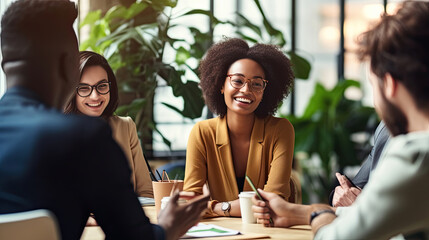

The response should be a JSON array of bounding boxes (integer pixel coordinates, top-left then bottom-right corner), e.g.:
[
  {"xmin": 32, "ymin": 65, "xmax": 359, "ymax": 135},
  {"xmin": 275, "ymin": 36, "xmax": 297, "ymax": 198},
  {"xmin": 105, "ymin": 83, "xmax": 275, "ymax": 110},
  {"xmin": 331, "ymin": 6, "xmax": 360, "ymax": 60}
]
[{"xmin": 280, "ymin": 80, "xmax": 379, "ymax": 203}]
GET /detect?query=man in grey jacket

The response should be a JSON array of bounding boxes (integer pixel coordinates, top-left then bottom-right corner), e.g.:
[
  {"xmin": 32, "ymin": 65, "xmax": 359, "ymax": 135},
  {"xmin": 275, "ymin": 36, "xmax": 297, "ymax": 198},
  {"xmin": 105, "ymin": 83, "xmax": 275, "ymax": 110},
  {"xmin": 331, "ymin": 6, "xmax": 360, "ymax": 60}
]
[
  {"xmin": 0, "ymin": 1, "xmax": 208, "ymax": 240},
  {"xmin": 252, "ymin": 1, "xmax": 429, "ymax": 239}
]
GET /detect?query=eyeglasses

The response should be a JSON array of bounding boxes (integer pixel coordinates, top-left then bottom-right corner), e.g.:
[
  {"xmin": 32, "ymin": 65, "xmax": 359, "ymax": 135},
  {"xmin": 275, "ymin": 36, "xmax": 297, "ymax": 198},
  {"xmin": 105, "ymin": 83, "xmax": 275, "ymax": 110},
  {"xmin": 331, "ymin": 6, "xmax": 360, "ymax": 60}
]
[
  {"xmin": 227, "ymin": 74, "xmax": 268, "ymax": 93},
  {"xmin": 76, "ymin": 81, "xmax": 111, "ymax": 97}
]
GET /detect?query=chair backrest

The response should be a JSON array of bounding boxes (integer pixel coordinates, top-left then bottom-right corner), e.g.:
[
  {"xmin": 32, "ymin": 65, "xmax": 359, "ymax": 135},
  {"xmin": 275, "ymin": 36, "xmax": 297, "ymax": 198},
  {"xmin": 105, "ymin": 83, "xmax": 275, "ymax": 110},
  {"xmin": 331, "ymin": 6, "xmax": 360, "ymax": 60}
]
[
  {"xmin": 288, "ymin": 170, "xmax": 302, "ymax": 204},
  {"xmin": 155, "ymin": 160, "xmax": 186, "ymax": 180},
  {"xmin": 0, "ymin": 209, "xmax": 60, "ymax": 240}
]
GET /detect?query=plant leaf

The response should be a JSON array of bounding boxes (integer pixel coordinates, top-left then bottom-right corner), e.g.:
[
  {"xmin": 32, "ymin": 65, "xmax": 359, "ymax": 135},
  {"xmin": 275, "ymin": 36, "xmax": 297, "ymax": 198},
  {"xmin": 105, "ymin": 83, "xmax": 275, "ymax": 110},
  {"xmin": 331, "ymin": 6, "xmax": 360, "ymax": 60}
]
[
  {"xmin": 80, "ymin": 10, "xmax": 102, "ymax": 28},
  {"xmin": 287, "ymin": 51, "xmax": 311, "ymax": 80},
  {"xmin": 253, "ymin": 0, "xmax": 286, "ymax": 46},
  {"xmin": 235, "ymin": 13, "xmax": 262, "ymax": 38}
]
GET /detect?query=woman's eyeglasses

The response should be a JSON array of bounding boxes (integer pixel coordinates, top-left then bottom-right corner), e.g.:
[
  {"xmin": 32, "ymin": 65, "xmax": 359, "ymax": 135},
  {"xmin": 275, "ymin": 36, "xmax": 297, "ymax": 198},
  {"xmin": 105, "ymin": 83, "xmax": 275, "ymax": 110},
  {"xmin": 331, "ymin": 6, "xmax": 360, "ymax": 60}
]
[
  {"xmin": 227, "ymin": 74, "xmax": 268, "ymax": 93},
  {"xmin": 76, "ymin": 81, "xmax": 111, "ymax": 97}
]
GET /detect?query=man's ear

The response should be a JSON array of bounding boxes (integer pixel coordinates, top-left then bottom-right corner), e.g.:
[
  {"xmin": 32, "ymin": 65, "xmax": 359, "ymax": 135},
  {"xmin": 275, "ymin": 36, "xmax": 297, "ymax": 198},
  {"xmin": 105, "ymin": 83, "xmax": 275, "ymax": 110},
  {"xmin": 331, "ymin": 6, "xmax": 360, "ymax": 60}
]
[
  {"xmin": 59, "ymin": 52, "xmax": 78, "ymax": 85},
  {"xmin": 383, "ymin": 73, "xmax": 397, "ymax": 100}
]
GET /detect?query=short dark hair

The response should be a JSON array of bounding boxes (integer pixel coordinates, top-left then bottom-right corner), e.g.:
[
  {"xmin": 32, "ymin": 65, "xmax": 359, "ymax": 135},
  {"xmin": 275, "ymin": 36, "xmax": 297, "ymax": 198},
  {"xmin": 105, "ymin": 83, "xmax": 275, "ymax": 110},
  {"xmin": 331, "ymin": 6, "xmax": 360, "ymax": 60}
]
[
  {"xmin": 1, "ymin": 0, "xmax": 77, "ymax": 68},
  {"xmin": 64, "ymin": 51, "xmax": 119, "ymax": 118},
  {"xmin": 358, "ymin": 1, "xmax": 429, "ymax": 112},
  {"xmin": 199, "ymin": 38, "xmax": 294, "ymax": 117}
]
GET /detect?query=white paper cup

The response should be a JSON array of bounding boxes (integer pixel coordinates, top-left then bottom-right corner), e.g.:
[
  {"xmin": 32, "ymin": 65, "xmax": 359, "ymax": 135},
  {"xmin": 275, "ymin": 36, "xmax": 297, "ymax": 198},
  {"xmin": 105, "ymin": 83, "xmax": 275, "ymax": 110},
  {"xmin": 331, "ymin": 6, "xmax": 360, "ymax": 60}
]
[
  {"xmin": 161, "ymin": 196, "xmax": 186, "ymax": 210},
  {"xmin": 239, "ymin": 191, "xmax": 256, "ymax": 223}
]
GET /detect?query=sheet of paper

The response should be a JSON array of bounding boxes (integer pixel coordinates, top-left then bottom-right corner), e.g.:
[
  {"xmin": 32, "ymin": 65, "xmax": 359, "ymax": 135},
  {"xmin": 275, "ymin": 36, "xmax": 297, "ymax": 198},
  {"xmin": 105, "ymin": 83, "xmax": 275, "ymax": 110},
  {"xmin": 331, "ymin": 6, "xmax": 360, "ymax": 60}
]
[
  {"xmin": 181, "ymin": 223, "xmax": 240, "ymax": 239},
  {"xmin": 138, "ymin": 197, "xmax": 155, "ymax": 206}
]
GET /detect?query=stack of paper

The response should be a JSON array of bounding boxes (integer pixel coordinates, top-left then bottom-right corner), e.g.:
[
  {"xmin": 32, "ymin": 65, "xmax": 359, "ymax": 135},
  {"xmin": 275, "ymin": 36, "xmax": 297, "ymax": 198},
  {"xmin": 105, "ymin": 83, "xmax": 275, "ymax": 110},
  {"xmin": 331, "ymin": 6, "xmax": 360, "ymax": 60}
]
[
  {"xmin": 181, "ymin": 223, "xmax": 240, "ymax": 239},
  {"xmin": 138, "ymin": 197, "xmax": 155, "ymax": 206}
]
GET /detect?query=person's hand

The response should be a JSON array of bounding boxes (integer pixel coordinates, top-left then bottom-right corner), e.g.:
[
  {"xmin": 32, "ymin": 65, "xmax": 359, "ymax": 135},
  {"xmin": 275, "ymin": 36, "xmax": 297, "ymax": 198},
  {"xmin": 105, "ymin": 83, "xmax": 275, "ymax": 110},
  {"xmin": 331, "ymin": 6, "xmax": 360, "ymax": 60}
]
[
  {"xmin": 332, "ymin": 173, "xmax": 361, "ymax": 207},
  {"xmin": 179, "ymin": 191, "xmax": 198, "ymax": 200},
  {"xmin": 252, "ymin": 189, "xmax": 308, "ymax": 228},
  {"xmin": 158, "ymin": 190, "xmax": 209, "ymax": 240},
  {"xmin": 180, "ymin": 184, "xmax": 210, "ymax": 200}
]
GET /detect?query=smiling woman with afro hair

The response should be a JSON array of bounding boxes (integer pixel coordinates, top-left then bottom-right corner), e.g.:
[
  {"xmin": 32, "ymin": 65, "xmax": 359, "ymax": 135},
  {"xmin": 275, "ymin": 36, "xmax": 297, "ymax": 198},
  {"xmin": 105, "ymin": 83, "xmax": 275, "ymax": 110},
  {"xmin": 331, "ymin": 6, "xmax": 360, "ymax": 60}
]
[
  {"xmin": 184, "ymin": 38, "xmax": 296, "ymax": 218},
  {"xmin": 199, "ymin": 38, "xmax": 294, "ymax": 117}
]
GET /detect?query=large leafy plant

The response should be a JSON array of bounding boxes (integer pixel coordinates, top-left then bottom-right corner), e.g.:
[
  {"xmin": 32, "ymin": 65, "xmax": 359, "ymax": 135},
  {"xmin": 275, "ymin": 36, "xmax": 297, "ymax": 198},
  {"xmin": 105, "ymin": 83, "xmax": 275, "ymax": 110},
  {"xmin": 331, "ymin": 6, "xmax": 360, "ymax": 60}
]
[
  {"xmin": 80, "ymin": 1, "xmax": 207, "ymax": 152},
  {"xmin": 281, "ymin": 80, "xmax": 379, "ymax": 203}
]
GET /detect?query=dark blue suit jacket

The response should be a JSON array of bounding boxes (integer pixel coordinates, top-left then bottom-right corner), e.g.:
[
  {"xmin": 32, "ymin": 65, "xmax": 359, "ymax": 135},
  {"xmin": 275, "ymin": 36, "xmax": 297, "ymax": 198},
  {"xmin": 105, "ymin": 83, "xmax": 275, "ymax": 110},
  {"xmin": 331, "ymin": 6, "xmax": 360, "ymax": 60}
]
[
  {"xmin": 329, "ymin": 121, "xmax": 390, "ymax": 205},
  {"xmin": 0, "ymin": 87, "xmax": 162, "ymax": 240}
]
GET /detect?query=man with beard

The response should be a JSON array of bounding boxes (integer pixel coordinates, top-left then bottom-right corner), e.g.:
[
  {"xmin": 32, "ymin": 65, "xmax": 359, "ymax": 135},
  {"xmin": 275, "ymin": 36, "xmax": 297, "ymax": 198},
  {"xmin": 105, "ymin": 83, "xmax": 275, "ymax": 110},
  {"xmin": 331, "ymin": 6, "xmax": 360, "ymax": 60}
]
[{"xmin": 251, "ymin": 1, "xmax": 429, "ymax": 239}]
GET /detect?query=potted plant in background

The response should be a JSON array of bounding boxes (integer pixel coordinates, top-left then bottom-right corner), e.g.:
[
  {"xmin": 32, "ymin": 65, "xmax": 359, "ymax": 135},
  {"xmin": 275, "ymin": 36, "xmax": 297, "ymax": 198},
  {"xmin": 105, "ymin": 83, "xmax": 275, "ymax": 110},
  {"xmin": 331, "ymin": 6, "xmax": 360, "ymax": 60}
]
[{"xmin": 280, "ymin": 80, "xmax": 379, "ymax": 203}]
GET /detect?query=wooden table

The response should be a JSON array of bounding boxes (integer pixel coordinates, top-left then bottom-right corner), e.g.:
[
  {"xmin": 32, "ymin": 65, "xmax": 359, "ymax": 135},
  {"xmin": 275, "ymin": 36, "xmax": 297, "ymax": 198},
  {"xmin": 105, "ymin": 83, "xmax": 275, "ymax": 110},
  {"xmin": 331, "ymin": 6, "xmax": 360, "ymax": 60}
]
[{"xmin": 81, "ymin": 206, "xmax": 313, "ymax": 240}]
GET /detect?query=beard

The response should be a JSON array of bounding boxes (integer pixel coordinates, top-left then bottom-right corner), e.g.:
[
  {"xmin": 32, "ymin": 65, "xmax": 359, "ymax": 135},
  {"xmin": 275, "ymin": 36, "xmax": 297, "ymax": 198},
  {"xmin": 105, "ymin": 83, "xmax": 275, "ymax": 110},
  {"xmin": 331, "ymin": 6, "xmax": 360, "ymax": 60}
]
[{"xmin": 378, "ymin": 91, "xmax": 408, "ymax": 137}]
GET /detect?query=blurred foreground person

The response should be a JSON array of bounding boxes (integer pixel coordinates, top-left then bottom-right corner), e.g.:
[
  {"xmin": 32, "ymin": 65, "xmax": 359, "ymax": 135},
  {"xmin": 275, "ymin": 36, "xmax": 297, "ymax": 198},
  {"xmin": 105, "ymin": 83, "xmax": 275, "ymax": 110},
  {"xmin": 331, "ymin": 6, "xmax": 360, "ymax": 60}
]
[
  {"xmin": 0, "ymin": 1, "xmax": 208, "ymax": 240},
  {"xmin": 252, "ymin": 1, "xmax": 429, "ymax": 239}
]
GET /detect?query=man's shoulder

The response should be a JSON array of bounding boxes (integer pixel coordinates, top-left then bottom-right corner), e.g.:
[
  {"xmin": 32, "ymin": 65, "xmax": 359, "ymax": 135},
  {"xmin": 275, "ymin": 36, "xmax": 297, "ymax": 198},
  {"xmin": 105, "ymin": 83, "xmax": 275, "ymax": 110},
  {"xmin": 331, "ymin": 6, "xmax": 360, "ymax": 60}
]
[
  {"xmin": 26, "ymin": 111, "xmax": 111, "ymax": 143},
  {"xmin": 41, "ymin": 112, "xmax": 106, "ymax": 131},
  {"xmin": 389, "ymin": 132, "xmax": 429, "ymax": 154}
]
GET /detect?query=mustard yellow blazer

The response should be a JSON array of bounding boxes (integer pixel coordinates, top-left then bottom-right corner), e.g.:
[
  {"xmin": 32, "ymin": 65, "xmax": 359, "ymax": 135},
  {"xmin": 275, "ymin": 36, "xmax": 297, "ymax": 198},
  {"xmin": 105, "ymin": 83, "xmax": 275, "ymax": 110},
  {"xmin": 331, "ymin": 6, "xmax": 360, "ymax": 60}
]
[
  {"xmin": 108, "ymin": 116, "xmax": 153, "ymax": 197},
  {"xmin": 184, "ymin": 115, "xmax": 294, "ymax": 211}
]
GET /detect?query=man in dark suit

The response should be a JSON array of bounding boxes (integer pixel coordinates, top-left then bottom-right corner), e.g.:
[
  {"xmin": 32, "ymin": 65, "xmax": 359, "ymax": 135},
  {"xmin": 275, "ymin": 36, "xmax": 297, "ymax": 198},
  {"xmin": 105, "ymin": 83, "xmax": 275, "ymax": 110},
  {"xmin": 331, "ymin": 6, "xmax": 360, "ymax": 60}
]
[
  {"xmin": 329, "ymin": 121, "xmax": 390, "ymax": 206},
  {"xmin": 0, "ymin": 1, "xmax": 208, "ymax": 240}
]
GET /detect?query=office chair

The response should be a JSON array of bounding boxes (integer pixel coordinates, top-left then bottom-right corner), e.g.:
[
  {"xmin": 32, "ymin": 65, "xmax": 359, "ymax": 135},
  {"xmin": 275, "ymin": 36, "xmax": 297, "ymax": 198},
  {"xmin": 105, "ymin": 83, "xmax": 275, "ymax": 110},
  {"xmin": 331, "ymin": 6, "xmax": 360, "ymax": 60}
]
[{"xmin": 0, "ymin": 209, "xmax": 60, "ymax": 240}]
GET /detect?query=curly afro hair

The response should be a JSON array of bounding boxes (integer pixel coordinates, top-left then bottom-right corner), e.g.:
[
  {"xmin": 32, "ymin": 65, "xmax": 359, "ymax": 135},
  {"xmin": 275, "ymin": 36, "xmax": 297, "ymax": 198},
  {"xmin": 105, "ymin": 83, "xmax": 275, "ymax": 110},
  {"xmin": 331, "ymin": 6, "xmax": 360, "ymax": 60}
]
[{"xmin": 199, "ymin": 38, "xmax": 294, "ymax": 118}]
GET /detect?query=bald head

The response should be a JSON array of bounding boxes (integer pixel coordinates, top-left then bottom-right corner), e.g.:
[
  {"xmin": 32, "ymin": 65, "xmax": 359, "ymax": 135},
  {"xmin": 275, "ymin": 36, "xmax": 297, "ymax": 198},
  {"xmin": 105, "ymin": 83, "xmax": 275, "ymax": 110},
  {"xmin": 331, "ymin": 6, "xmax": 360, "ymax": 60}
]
[{"xmin": 1, "ymin": 0, "xmax": 79, "ymax": 108}]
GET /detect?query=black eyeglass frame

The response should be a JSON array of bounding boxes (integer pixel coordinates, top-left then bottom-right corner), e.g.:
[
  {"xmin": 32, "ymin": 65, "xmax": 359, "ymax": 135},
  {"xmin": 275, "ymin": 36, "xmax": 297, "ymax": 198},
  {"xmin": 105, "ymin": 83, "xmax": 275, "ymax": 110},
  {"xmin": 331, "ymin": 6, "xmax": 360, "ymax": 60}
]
[
  {"xmin": 226, "ymin": 74, "xmax": 268, "ymax": 93},
  {"xmin": 76, "ymin": 81, "xmax": 111, "ymax": 97}
]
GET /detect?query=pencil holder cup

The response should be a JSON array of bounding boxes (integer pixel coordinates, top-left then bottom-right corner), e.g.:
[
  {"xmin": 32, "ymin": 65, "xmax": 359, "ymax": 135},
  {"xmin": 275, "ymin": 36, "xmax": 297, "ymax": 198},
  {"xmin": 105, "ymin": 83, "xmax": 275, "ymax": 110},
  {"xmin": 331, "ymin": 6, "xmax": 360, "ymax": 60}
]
[{"xmin": 152, "ymin": 180, "xmax": 184, "ymax": 214}]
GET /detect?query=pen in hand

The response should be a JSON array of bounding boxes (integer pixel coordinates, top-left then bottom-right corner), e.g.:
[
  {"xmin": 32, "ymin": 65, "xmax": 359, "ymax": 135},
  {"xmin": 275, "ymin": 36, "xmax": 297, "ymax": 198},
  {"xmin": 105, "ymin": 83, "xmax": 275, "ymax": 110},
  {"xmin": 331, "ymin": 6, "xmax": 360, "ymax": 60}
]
[{"xmin": 245, "ymin": 175, "xmax": 274, "ymax": 225}]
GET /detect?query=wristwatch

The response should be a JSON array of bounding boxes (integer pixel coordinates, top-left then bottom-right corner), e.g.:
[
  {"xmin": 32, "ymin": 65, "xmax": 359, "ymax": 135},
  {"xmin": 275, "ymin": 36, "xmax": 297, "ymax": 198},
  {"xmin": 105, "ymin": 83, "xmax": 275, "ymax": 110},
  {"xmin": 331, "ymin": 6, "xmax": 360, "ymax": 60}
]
[
  {"xmin": 221, "ymin": 202, "xmax": 231, "ymax": 217},
  {"xmin": 309, "ymin": 209, "xmax": 335, "ymax": 224}
]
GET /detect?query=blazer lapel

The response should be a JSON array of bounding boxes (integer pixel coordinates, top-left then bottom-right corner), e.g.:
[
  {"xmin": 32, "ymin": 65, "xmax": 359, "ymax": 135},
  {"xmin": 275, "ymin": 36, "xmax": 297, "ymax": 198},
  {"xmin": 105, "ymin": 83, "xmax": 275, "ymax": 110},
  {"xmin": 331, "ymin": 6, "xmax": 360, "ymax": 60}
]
[
  {"xmin": 245, "ymin": 116, "xmax": 265, "ymax": 190},
  {"xmin": 216, "ymin": 116, "xmax": 238, "ymax": 197}
]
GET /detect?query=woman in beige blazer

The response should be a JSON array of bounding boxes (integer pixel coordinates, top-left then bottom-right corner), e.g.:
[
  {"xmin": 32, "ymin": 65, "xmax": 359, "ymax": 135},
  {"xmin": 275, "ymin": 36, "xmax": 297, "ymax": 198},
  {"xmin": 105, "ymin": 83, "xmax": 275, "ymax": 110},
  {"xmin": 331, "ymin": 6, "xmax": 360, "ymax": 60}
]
[
  {"xmin": 184, "ymin": 38, "xmax": 295, "ymax": 218},
  {"xmin": 64, "ymin": 51, "xmax": 153, "ymax": 198}
]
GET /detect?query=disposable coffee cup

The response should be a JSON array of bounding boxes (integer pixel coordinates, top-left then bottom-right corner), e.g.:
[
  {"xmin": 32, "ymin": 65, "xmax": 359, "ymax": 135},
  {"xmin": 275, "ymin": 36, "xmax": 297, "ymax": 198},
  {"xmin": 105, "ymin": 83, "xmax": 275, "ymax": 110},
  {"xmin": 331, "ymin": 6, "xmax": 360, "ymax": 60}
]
[
  {"xmin": 161, "ymin": 196, "xmax": 186, "ymax": 210},
  {"xmin": 239, "ymin": 191, "xmax": 256, "ymax": 223},
  {"xmin": 152, "ymin": 180, "xmax": 184, "ymax": 214}
]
